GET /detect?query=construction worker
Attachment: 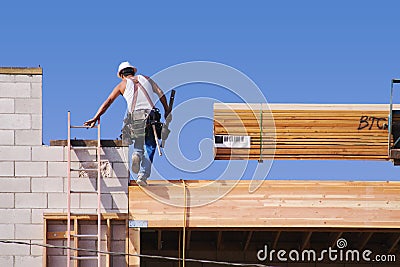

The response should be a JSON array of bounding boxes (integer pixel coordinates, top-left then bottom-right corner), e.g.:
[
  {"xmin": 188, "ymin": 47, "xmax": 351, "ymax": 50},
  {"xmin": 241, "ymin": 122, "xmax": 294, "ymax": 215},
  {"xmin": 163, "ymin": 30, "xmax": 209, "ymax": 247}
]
[{"xmin": 84, "ymin": 61, "xmax": 170, "ymax": 186}]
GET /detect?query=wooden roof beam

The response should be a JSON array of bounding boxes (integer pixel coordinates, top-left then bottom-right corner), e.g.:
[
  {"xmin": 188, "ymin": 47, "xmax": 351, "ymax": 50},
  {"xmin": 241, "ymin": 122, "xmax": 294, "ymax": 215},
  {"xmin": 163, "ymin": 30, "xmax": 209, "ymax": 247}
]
[
  {"xmin": 272, "ymin": 231, "xmax": 281, "ymax": 249},
  {"xmin": 217, "ymin": 231, "xmax": 223, "ymax": 250},
  {"xmin": 186, "ymin": 230, "xmax": 192, "ymax": 251},
  {"xmin": 388, "ymin": 233, "xmax": 400, "ymax": 254},
  {"xmin": 358, "ymin": 232, "xmax": 373, "ymax": 251},
  {"xmin": 243, "ymin": 231, "xmax": 253, "ymax": 251},
  {"xmin": 157, "ymin": 230, "xmax": 162, "ymax": 251},
  {"xmin": 301, "ymin": 232, "xmax": 313, "ymax": 250},
  {"xmin": 330, "ymin": 232, "xmax": 343, "ymax": 248}
]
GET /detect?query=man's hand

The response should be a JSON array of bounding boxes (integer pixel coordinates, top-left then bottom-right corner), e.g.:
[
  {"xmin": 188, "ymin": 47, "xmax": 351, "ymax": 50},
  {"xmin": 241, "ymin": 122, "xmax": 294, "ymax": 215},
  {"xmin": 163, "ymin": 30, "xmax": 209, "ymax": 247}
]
[{"xmin": 84, "ymin": 118, "xmax": 98, "ymax": 128}]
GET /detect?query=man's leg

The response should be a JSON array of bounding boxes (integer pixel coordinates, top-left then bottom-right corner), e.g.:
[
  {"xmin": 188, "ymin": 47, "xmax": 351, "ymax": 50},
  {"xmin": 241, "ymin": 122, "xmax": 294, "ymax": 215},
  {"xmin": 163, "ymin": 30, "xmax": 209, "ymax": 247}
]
[
  {"xmin": 130, "ymin": 118, "xmax": 146, "ymax": 175},
  {"xmin": 131, "ymin": 135, "xmax": 145, "ymax": 176},
  {"xmin": 137, "ymin": 130, "xmax": 157, "ymax": 184}
]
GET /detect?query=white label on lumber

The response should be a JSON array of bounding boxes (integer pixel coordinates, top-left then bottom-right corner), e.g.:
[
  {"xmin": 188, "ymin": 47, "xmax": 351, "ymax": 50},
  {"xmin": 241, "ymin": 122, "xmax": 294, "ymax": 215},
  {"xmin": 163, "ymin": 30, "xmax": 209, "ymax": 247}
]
[{"xmin": 214, "ymin": 135, "xmax": 251, "ymax": 148}]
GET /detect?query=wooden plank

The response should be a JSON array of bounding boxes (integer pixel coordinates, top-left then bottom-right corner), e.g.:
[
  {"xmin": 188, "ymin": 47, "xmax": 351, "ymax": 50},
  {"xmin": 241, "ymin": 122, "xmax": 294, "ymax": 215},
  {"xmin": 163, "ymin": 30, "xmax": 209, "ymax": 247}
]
[
  {"xmin": 106, "ymin": 218, "xmax": 111, "ymax": 267},
  {"xmin": 0, "ymin": 67, "xmax": 42, "ymax": 75},
  {"xmin": 47, "ymin": 231, "xmax": 69, "ymax": 240},
  {"xmin": 129, "ymin": 180, "xmax": 400, "ymax": 229},
  {"xmin": 214, "ymin": 103, "xmax": 400, "ymax": 110},
  {"xmin": 129, "ymin": 228, "xmax": 140, "ymax": 267},
  {"xmin": 44, "ymin": 213, "xmax": 127, "ymax": 220},
  {"xmin": 50, "ymin": 139, "xmax": 125, "ymax": 147},
  {"xmin": 73, "ymin": 218, "xmax": 78, "ymax": 267},
  {"xmin": 43, "ymin": 218, "xmax": 47, "ymax": 267}
]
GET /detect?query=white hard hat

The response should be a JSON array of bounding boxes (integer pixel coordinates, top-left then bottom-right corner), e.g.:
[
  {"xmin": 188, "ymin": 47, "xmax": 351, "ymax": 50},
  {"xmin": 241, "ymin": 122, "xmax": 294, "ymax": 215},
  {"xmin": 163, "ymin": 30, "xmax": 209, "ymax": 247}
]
[{"xmin": 117, "ymin": 61, "xmax": 137, "ymax": 77}]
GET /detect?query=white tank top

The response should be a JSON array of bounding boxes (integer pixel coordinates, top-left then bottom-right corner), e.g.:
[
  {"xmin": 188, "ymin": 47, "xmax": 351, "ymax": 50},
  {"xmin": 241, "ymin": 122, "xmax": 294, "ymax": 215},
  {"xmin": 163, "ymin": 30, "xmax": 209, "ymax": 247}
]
[{"xmin": 123, "ymin": 75, "xmax": 156, "ymax": 112}]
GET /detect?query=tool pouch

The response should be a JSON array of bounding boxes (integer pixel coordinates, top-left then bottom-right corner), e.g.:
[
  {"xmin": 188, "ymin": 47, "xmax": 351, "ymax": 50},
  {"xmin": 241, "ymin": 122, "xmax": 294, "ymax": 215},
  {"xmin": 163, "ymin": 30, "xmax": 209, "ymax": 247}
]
[
  {"xmin": 121, "ymin": 108, "xmax": 163, "ymax": 145},
  {"xmin": 146, "ymin": 108, "xmax": 163, "ymax": 138},
  {"xmin": 121, "ymin": 111, "xmax": 147, "ymax": 145}
]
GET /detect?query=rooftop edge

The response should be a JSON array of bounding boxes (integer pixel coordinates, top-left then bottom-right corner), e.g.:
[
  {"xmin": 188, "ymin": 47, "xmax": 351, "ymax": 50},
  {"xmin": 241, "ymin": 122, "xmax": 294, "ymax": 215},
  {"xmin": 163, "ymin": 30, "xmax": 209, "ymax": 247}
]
[{"xmin": 0, "ymin": 67, "xmax": 42, "ymax": 75}]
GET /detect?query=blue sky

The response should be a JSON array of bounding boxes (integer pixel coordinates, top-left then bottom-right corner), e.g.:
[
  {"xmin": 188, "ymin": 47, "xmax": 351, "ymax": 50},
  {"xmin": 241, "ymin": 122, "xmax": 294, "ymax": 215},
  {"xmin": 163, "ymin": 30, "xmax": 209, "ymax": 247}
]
[{"xmin": 1, "ymin": 0, "xmax": 400, "ymax": 180}]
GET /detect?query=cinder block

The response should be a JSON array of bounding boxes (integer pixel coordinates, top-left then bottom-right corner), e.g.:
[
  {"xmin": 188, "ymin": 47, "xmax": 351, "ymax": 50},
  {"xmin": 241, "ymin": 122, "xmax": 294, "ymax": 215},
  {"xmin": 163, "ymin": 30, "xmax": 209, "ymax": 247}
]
[
  {"xmin": 14, "ymin": 74, "xmax": 42, "ymax": 83},
  {"xmin": 15, "ymin": 224, "xmax": 43, "ymax": 239},
  {"xmin": 0, "ymin": 256, "xmax": 13, "ymax": 266},
  {"xmin": 0, "ymin": 114, "xmax": 31, "ymax": 129},
  {"xmin": 69, "ymin": 147, "xmax": 129, "ymax": 163},
  {"xmin": 31, "ymin": 208, "xmax": 63, "ymax": 224},
  {"xmin": 69, "ymin": 177, "xmax": 96, "ymax": 192},
  {"xmin": 15, "ymin": 193, "xmax": 47, "ymax": 208},
  {"xmin": 31, "ymin": 177, "xmax": 63, "ymax": 192},
  {"xmin": 0, "ymin": 161, "xmax": 14, "ymax": 176},
  {"xmin": 15, "ymin": 99, "xmax": 41, "ymax": 114},
  {"xmin": 68, "ymin": 149, "xmax": 97, "ymax": 162},
  {"xmin": 0, "ymin": 224, "xmax": 14, "ymax": 239},
  {"xmin": 31, "ymin": 114, "xmax": 42, "ymax": 130},
  {"xmin": 0, "ymin": 98, "xmax": 14, "ymax": 113},
  {"xmin": 0, "ymin": 241, "xmax": 30, "ymax": 256},
  {"xmin": 0, "ymin": 193, "xmax": 14, "ymax": 208},
  {"xmin": 30, "ymin": 241, "xmax": 43, "ymax": 256},
  {"xmin": 0, "ymin": 146, "xmax": 30, "ymax": 161},
  {"xmin": 32, "ymin": 146, "xmax": 63, "ymax": 161},
  {"xmin": 0, "ymin": 82, "xmax": 30, "ymax": 98},
  {"xmin": 0, "ymin": 130, "xmax": 14, "ymax": 145},
  {"xmin": 111, "ymin": 193, "xmax": 128, "ymax": 211},
  {"xmin": 48, "ymin": 161, "xmax": 67, "ymax": 177},
  {"xmin": 80, "ymin": 193, "xmax": 112, "ymax": 210},
  {"xmin": 102, "ymin": 178, "xmax": 128, "ymax": 193},
  {"xmin": 30, "ymin": 82, "xmax": 42, "ymax": 98},
  {"xmin": 15, "ymin": 130, "xmax": 42, "ymax": 146},
  {"xmin": 112, "ymin": 162, "xmax": 129, "ymax": 178},
  {"xmin": 14, "ymin": 255, "xmax": 42, "ymax": 267},
  {"xmin": 0, "ymin": 74, "xmax": 15, "ymax": 82},
  {"xmin": 47, "ymin": 193, "xmax": 79, "ymax": 209},
  {"xmin": 70, "ymin": 208, "xmax": 97, "ymax": 214},
  {"xmin": 0, "ymin": 177, "xmax": 31, "ymax": 192},
  {"xmin": 15, "ymin": 161, "xmax": 47, "ymax": 176},
  {"xmin": 0, "ymin": 209, "xmax": 31, "ymax": 224},
  {"xmin": 102, "ymin": 147, "xmax": 129, "ymax": 163}
]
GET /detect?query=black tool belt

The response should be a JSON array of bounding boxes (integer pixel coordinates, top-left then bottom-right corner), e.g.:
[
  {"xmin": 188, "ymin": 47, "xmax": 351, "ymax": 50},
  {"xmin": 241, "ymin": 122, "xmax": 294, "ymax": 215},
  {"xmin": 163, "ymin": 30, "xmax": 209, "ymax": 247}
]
[{"xmin": 121, "ymin": 108, "xmax": 163, "ymax": 145}]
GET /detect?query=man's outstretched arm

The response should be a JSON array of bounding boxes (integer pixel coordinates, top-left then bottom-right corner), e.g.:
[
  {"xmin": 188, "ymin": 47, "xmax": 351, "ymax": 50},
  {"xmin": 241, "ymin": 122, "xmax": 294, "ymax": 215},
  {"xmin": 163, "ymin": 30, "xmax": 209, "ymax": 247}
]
[{"xmin": 84, "ymin": 81, "xmax": 126, "ymax": 127}]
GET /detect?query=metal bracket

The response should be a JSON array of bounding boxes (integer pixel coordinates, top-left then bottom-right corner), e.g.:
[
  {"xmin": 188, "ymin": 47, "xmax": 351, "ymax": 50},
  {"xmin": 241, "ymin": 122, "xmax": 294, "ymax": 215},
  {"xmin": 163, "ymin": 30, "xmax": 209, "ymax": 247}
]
[{"xmin": 128, "ymin": 220, "xmax": 148, "ymax": 228}]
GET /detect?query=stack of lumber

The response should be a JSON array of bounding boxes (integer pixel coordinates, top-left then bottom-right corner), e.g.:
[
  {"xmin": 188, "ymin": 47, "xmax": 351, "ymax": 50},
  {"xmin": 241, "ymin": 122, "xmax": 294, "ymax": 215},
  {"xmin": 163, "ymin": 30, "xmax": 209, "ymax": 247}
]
[{"xmin": 214, "ymin": 103, "xmax": 391, "ymax": 160}]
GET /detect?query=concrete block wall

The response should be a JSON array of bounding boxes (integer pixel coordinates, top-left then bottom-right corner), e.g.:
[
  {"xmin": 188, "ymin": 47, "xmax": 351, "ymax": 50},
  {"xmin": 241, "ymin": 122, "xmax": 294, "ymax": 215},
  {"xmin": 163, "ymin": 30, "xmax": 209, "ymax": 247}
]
[{"xmin": 0, "ymin": 68, "xmax": 129, "ymax": 266}]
